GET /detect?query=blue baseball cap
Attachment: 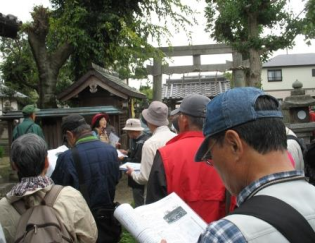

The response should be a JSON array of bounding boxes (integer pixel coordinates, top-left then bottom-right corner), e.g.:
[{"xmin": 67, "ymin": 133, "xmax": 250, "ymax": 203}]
[{"xmin": 195, "ymin": 87, "xmax": 283, "ymax": 162}]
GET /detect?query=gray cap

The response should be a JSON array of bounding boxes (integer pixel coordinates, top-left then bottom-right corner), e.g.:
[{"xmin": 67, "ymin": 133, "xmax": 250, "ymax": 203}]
[
  {"xmin": 142, "ymin": 101, "xmax": 169, "ymax": 126},
  {"xmin": 174, "ymin": 94, "xmax": 210, "ymax": 118}
]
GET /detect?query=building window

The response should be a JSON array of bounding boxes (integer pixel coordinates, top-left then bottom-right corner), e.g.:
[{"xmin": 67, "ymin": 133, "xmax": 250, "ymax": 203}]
[
  {"xmin": 312, "ymin": 69, "xmax": 315, "ymax": 77},
  {"xmin": 267, "ymin": 69, "xmax": 282, "ymax": 82}
]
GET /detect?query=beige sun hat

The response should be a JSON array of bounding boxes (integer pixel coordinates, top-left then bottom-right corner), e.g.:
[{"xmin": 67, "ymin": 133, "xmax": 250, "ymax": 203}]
[
  {"xmin": 141, "ymin": 101, "xmax": 169, "ymax": 126},
  {"xmin": 122, "ymin": 118, "xmax": 144, "ymax": 131}
]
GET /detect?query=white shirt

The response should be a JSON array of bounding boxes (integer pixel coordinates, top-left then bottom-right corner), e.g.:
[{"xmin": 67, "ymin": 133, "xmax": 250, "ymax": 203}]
[{"xmin": 131, "ymin": 126, "xmax": 176, "ymax": 185}]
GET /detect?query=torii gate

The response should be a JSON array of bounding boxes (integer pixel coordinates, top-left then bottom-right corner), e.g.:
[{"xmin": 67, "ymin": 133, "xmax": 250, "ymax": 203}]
[{"xmin": 146, "ymin": 44, "xmax": 247, "ymax": 101}]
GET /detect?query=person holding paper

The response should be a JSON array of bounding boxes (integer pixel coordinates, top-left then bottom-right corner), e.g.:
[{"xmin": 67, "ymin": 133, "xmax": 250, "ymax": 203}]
[
  {"xmin": 120, "ymin": 118, "xmax": 150, "ymax": 207},
  {"xmin": 126, "ymin": 101, "xmax": 176, "ymax": 200},
  {"xmin": 147, "ymin": 94, "xmax": 235, "ymax": 223},
  {"xmin": 91, "ymin": 112, "xmax": 117, "ymax": 144},
  {"xmin": 51, "ymin": 114, "xmax": 120, "ymax": 242},
  {"xmin": 195, "ymin": 88, "xmax": 315, "ymax": 242}
]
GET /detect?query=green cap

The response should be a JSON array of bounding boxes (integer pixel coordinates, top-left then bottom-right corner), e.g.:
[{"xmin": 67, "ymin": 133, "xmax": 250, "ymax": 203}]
[{"xmin": 22, "ymin": 104, "xmax": 40, "ymax": 115}]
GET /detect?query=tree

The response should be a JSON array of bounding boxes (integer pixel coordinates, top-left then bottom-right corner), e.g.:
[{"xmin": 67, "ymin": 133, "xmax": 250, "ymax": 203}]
[
  {"xmin": 303, "ymin": 0, "xmax": 315, "ymax": 43},
  {"xmin": 0, "ymin": 35, "xmax": 73, "ymax": 106},
  {"xmin": 0, "ymin": 36, "xmax": 39, "ymax": 104},
  {"xmin": 1, "ymin": 0, "xmax": 195, "ymax": 108},
  {"xmin": 205, "ymin": 0, "xmax": 304, "ymax": 87}
]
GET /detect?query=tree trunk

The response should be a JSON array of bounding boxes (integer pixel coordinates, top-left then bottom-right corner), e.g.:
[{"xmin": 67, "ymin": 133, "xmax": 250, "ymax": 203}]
[
  {"xmin": 26, "ymin": 7, "xmax": 74, "ymax": 108},
  {"xmin": 247, "ymin": 13, "xmax": 262, "ymax": 88}
]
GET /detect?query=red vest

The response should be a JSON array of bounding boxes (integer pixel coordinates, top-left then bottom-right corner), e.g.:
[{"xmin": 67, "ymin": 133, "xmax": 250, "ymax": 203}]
[{"xmin": 159, "ymin": 131, "xmax": 233, "ymax": 223}]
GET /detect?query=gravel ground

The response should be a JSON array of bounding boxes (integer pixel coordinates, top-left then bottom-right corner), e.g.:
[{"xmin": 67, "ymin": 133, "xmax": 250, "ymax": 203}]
[{"xmin": 115, "ymin": 173, "xmax": 133, "ymax": 204}]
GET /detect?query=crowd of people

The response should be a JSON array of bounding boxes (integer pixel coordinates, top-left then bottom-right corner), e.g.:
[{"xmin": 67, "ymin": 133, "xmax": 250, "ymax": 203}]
[{"xmin": 0, "ymin": 87, "xmax": 315, "ymax": 243}]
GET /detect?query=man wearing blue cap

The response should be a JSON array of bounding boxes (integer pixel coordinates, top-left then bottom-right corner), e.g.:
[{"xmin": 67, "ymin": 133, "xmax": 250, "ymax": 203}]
[
  {"xmin": 196, "ymin": 87, "xmax": 315, "ymax": 242},
  {"xmin": 12, "ymin": 104, "xmax": 45, "ymax": 141}
]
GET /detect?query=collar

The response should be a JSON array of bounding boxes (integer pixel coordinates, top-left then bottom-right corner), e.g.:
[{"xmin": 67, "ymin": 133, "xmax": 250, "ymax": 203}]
[
  {"xmin": 152, "ymin": 125, "xmax": 171, "ymax": 135},
  {"xmin": 23, "ymin": 118, "xmax": 34, "ymax": 122},
  {"xmin": 135, "ymin": 133, "xmax": 146, "ymax": 140},
  {"xmin": 6, "ymin": 176, "xmax": 54, "ymax": 202},
  {"xmin": 76, "ymin": 133, "xmax": 98, "ymax": 145},
  {"xmin": 166, "ymin": 131, "xmax": 203, "ymax": 145},
  {"xmin": 237, "ymin": 170, "xmax": 305, "ymax": 206}
]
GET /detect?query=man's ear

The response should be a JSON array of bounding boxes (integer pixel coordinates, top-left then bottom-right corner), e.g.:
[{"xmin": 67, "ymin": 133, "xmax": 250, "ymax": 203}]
[
  {"xmin": 66, "ymin": 130, "xmax": 74, "ymax": 141},
  {"xmin": 178, "ymin": 114, "xmax": 189, "ymax": 132},
  {"xmin": 224, "ymin": 130, "xmax": 244, "ymax": 157},
  {"xmin": 11, "ymin": 162, "xmax": 18, "ymax": 171},
  {"xmin": 44, "ymin": 157, "xmax": 49, "ymax": 169},
  {"xmin": 30, "ymin": 113, "xmax": 36, "ymax": 120}
]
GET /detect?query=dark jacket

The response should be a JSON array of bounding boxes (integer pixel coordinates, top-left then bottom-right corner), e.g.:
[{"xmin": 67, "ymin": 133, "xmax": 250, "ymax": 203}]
[
  {"xmin": 125, "ymin": 133, "xmax": 150, "ymax": 188},
  {"xmin": 51, "ymin": 135, "xmax": 120, "ymax": 209}
]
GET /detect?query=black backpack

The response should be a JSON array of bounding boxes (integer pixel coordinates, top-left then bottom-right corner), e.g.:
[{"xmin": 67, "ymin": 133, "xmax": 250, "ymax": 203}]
[
  {"xmin": 287, "ymin": 135, "xmax": 307, "ymax": 155},
  {"xmin": 304, "ymin": 141, "xmax": 315, "ymax": 186}
]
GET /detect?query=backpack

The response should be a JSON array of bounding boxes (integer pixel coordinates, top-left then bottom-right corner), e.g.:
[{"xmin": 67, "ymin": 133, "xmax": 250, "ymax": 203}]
[
  {"xmin": 12, "ymin": 185, "xmax": 73, "ymax": 243},
  {"xmin": 287, "ymin": 134, "xmax": 307, "ymax": 155},
  {"xmin": 304, "ymin": 141, "xmax": 315, "ymax": 186}
]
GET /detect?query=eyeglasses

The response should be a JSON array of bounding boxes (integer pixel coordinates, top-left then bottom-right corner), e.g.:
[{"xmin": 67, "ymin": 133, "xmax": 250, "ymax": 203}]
[{"xmin": 201, "ymin": 140, "xmax": 217, "ymax": 166}]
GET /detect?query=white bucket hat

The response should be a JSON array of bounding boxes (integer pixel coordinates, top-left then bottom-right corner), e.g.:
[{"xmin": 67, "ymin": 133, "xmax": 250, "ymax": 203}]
[{"xmin": 122, "ymin": 118, "xmax": 144, "ymax": 131}]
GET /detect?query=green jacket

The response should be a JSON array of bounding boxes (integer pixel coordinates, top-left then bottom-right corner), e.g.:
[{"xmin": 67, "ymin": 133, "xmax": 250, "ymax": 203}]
[{"xmin": 12, "ymin": 118, "xmax": 45, "ymax": 141}]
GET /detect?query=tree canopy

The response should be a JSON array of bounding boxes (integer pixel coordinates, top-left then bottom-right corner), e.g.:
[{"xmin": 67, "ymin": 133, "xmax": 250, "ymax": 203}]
[
  {"xmin": 0, "ymin": 0, "xmax": 195, "ymax": 108},
  {"xmin": 303, "ymin": 0, "xmax": 315, "ymax": 42},
  {"xmin": 205, "ymin": 0, "xmax": 305, "ymax": 87}
]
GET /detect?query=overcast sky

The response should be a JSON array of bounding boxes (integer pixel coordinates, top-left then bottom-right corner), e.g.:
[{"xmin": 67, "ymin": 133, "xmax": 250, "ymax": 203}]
[{"xmin": 2, "ymin": 0, "xmax": 314, "ymax": 88}]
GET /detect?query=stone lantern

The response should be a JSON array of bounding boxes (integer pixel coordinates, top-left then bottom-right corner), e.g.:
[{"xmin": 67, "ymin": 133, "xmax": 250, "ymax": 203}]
[{"xmin": 282, "ymin": 80, "xmax": 315, "ymax": 144}]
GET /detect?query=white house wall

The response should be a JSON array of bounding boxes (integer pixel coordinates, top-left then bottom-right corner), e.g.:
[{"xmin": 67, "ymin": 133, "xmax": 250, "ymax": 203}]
[{"xmin": 261, "ymin": 66, "xmax": 315, "ymax": 100}]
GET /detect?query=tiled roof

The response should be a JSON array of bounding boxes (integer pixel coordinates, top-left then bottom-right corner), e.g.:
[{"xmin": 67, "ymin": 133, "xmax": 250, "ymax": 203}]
[
  {"xmin": 0, "ymin": 106, "xmax": 122, "ymax": 119},
  {"xmin": 263, "ymin": 53, "xmax": 315, "ymax": 68},
  {"xmin": 57, "ymin": 63, "xmax": 146, "ymax": 101},
  {"xmin": 92, "ymin": 64, "xmax": 145, "ymax": 98},
  {"xmin": 162, "ymin": 75, "xmax": 230, "ymax": 100},
  {"xmin": 0, "ymin": 84, "xmax": 27, "ymax": 98},
  {"xmin": 0, "ymin": 13, "xmax": 21, "ymax": 38}
]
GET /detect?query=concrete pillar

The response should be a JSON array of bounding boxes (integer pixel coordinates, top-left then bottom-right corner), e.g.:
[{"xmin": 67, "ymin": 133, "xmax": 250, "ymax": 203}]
[
  {"xmin": 232, "ymin": 52, "xmax": 246, "ymax": 87},
  {"xmin": 153, "ymin": 59, "xmax": 162, "ymax": 101}
]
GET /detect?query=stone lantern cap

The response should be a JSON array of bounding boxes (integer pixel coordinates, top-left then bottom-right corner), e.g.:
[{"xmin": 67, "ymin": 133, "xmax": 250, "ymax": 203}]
[{"xmin": 282, "ymin": 80, "xmax": 315, "ymax": 109}]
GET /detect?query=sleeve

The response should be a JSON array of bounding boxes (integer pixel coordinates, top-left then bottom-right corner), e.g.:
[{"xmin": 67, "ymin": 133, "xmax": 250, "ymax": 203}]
[
  {"xmin": 197, "ymin": 219, "xmax": 246, "ymax": 243},
  {"xmin": 54, "ymin": 187, "xmax": 98, "ymax": 243},
  {"xmin": 129, "ymin": 141, "xmax": 145, "ymax": 163},
  {"xmin": 146, "ymin": 151, "xmax": 168, "ymax": 204},
  {"xmin": 131, "ymin": 141, "xmax": 154, "ymax": 185}
]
